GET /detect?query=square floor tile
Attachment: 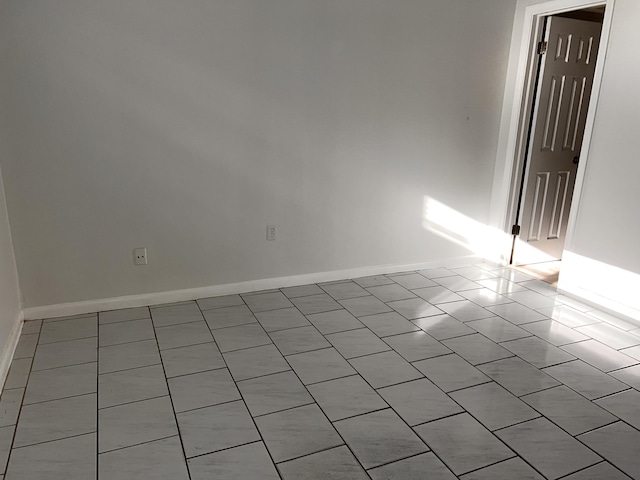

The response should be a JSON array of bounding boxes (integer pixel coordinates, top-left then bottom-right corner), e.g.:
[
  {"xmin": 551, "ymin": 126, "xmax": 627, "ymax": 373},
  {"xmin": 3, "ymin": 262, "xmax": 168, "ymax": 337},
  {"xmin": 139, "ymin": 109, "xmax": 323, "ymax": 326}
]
[
  {"xmin": 99, "ymin": 319, "xmax": 155, "ymax": 347},
  {"xmin": 321, "ymin": 281, "xmax": 369, "ymax": 300},
  {"xmin": 418, "ymin": 268, "xmax": 457, "ymax": 279},
  {"xmin": 501, "ymin": 336, "xmax": 576, "ymax": 368},
  {"xmin": 277, "ymin": 445, "xmax": 369, "ymax": 480},
  {"xmin": 487, "ymin": 302, "xmax": 548, "ymax": 325},
  {"xmin": 542, "ymin": 360, "xmax": 629, "ymax": 400},
  {"xmin": 561, "ymin": 339, "xmax": 639, "ymax": 372},
  {"xmin": 238, "ymin": 371, "xmax": 313, "ymax": 417},
  {"xmin": 382, "ymin": 330, "xmax": 451, "ymax": 362},
  {"xmin": 561, "ymin": 462, "xmax": 631, "ymax": 480},
  {"xmin": 578, "ymin": 422, "xmax": 640, "ymax": 479},
  {"xmin": 14, "ymin": 394, "xmax": 96, "ymax": 447},
  {"xmin": 168, "ymin": 368, "xmax": 240, "ymax": 413},
  {"xmin": 353, "ymin": 275, "xmax": 396, "ymax": 288},
  {"xmin": 178, "ymin": 400, "xmax": 260, "ymax": 458},
  {"xmin": 99, "ymin": 339, "xmax": 161, "ymax": 374},
  {"xmin": 280, "ymin": 284, "xmax": 324, "ymax": 299},
  {"xmin": 368, "ymin": 452, "xmax": 456, "ymax": 480},
  {"xmin": 196, "ymin": 294, "xmax": 244, "ymax": 311},
  {"xmin": 243, "ymin": 292, "xmax": 293, "ymax": 312},
  {"xmin": 338, "ymin": 296, "xmax": 392, "ymax": 317},
  {"xmin": 609, "ymin": 363, "xmax": 640, "ymax": 390},
  {"xmin": 414, "ymin": 413, "xmax": 513, "ymax": 475},
  {"xmin": 212, "ymin": 323, "xmax": 272, "ymax": 353},
  {"xmin": 223, "ymin": 344, "xmax": 289, "ymax": 381},
  {"xmin": 366, "ymin": 284, "xmax": 415, "ymax": 302},
  {"xmin": 522, "ymin": 320, "xmax": 589, "ymax": 346},
  {"xmin": 99, "ymin": 364, "xmax": 168, "ymax": 408},
  {"xmin": 477, "ymin": 357, "xmax": 560, "ymax": 396},
  {"xmin": 286, "ymin": 348, "xmax": 355, "ymax": 385},
  {"xmin": 334, "ymin": 409, "xmax": 427, "ymax": 470},
  {"xmin": 576, "ymin": 323, "xmax": 640, "ymax": 350},
  {"xmin": 442, "ymin": 334, "xmax": 513, "ymax": 365},
  {"xmin": 496, "ymin": 417, "xmax": 601, "ymax": 479},
  {"xmin": 412, "ymin": 314, "xmax": 475, "ymax": 340},
  {"xmin": 435, "ymin": 275, "xmax": 483, "ymax": 292},
  {"xmin": 358, "ymin": 312, "xmax": 420, "ymax": 337},
  {"xmin": 155, "ymin": 321, "xmax": 213, "ymax": 350},
  {"xmin": 269, "ymin": 326, "xmax": 330, "ymax": 356},
  {"xmin": 504, "ymin": 290, "xmax": 557, "ymax": 309},
  {"xmin": 32, "ymin": 337, "xmax": 97, "ymax": 371},
  {"xmin": 203, "ymin": 305, "xmax": 257, "ymax": 330},
  {"xmin": 413, "ymin": 354, "xmax": 491, "ymax": 392},
  {"xmin": 305, "ymin": 309, "xmax": 364, "ymax": 335},
  {"xmin": 522, "ymin": 385, "xmax": 616, "ymax": 435},
  {"xmin": 391, "ymin": 273, "xmax": 438, "ymax": 290},
  {"xmin": 450, "ymin": 382, "xmax": 540, "ymax": 430},
  {"xmin": 256, "ymin": 404, "xmax": 343, "ymax": 463},
  {"xmin": 308, "ymin": 375, "xmax": 387, "ymax": 421},
  {"xmin": 387, "ymin": 298, "xmax": 443, "ymax": 320},
  {"xmin": 466, "ymin": 317, "xmax": 531, "ymax": 343},
  {"xmin": 290, "ymin": 294, "xmax": 342, "ymax": 315},
  {"xmin": 100, "ymin": 307, "xmax": 149, "ymax": 324},
  {"xmin": 378, "ymin": 378, "xmax": 463, "ymax": 426},
  {"xmin": 160, "ymin": 342, "xmax": 225, "ymax": 378},
  {"xmin": 349, "ymin": 350, "xmax": 423, "ymax": 388},
  {"xmin": 438, "ymin": 301, "xmax": 494, "ymax": 322},
  {"xmin": 458, "ymin": 457, "xmax": 544, "ymax": 479},
  {"xmin": 99, "ymin": 436, "xmax": 189, "ymax": 480},
  {"xmin": 150, "ymin": 302, "xmax": 203, "ymax": 327},
  {"xmin": 5, "ymin": 433, "xmax": 96, "ymax": 480},
  {"xmin": 255, "ymin": 307, "xmax": 310, "ymax": 332},
  {"xmin": 536, "ymin": 305, "xmax": 599, "ymax": 327},
  {"xmin": 99, "ymin": 396, "xmax": 178, "ymax": 453},
  {"xmin": 412, "ymin": 286, "xmax": 464, "ymax": 304},
  {"xmin": 0, "ymin": 388, "xmax": 24, "ymax": 428},
  {"xmin": 595, "ymin": 389, "xmax": 640, "ymax": 429},
  {"xmin": 25, "ymin": 362, "xmax": 97, "ymax": 404},
  {"xmin": 188, "ymin": 442, "xmax": 279, "ymax": 480},
  {"xmin": 459, "ymin": 288, "xmax": 512, "ymax": 307},
  {"xmin": 39, "ymin": 316, "xmax": 97, "ymax": 344}
]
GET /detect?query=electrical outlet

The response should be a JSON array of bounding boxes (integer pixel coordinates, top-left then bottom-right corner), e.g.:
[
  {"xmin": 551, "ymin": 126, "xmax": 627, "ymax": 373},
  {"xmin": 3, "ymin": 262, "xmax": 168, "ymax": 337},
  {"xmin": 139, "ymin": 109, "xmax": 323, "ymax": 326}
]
[
  {"xmin": 134, "ymin": 247, "xmax": 148, "ymax": 265},
  {"xmin": 266, "ymin": 225, "xmax": 277, "ymax": 241}
]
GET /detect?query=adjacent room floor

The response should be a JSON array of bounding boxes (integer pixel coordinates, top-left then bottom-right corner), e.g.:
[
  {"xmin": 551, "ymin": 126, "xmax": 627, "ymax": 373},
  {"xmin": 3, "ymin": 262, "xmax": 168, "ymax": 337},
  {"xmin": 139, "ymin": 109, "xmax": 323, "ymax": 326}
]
[{"xmin": 1, "ymin": 262, "xmax": 639, "ymax": 479}]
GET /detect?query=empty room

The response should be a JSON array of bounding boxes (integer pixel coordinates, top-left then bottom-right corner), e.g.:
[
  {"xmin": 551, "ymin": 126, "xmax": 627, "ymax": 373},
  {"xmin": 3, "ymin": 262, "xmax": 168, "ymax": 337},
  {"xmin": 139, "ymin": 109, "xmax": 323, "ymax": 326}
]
[{"xmin": 0, "ymin": 0, "xmax": 638, "ymax": 478}]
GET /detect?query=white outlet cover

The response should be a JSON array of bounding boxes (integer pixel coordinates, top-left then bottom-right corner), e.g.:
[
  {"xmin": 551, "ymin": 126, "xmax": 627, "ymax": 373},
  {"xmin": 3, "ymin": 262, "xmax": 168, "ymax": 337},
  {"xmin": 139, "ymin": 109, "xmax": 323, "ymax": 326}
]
[{"xmin": 134, "ymin": 247, "xmax": 147, "ymax": 265}]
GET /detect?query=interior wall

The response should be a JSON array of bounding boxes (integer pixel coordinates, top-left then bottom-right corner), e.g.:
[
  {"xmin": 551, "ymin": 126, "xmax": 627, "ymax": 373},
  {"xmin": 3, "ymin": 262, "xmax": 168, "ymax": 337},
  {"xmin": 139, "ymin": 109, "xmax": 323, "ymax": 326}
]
[{"xmin": 0, "ymin": 0, "xmax": 516, "ymax": 307}]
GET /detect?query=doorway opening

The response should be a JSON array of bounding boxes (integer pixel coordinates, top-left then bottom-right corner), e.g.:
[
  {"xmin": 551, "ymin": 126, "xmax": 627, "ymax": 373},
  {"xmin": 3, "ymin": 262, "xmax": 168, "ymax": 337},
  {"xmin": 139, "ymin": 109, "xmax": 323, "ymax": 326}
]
[{"xmin": 507, "ymin": 3, "xmax": 607, "ymax": 285}]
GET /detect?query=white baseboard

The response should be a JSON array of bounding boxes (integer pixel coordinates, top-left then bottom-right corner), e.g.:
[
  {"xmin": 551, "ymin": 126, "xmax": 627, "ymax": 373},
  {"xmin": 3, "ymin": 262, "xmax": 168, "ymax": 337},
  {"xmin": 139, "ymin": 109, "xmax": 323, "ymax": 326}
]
[
  {"xmin": 23, "ymin": 256, "xmax": 481, "ymax": 320},
  {"xmin": 0, "ymin": 310, "xmax": 24, "ymax": 390}
]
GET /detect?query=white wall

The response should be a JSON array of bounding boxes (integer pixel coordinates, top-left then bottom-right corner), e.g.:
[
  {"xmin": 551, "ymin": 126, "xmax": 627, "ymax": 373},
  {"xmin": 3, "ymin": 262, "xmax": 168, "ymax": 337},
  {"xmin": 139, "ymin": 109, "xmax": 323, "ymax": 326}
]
[{"xmin": 0, "ymin": 0, "xmax": 516, "ymax": 308}]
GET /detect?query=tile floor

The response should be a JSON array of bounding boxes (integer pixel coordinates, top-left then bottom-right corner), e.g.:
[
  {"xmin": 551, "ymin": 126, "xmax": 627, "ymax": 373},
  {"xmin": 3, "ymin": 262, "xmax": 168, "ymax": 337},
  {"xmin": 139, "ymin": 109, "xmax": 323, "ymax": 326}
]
[{"xmin": 1, "ymin": 263, "xmax": 640, "ymax": 479}]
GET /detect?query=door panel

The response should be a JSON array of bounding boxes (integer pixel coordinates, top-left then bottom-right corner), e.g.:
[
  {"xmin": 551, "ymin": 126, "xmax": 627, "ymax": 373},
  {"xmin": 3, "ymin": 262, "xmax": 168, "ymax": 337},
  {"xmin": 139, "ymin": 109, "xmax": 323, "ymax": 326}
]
[{"xmin": 517, "ymin": 16, "xmax": 602, "ymax": 263}]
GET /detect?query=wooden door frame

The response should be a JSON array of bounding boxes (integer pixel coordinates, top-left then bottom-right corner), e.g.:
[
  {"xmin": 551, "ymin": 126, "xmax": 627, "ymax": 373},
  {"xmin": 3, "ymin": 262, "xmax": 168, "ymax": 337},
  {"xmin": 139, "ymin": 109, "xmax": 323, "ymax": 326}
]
[{"xmin": 489, "ymin": 0, "xmax": 615, "ymax": 265}]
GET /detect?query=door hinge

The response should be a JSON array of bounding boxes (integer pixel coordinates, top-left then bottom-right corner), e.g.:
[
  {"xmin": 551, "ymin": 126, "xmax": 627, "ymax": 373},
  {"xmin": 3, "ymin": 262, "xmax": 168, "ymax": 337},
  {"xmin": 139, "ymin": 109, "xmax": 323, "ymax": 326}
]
[
  {"xmin": 512, "ymin": 224, "xmax": 521, "ymax": 236},
  {"xmin": 537, "ymin": 41, "xmax": 548, "ymax": 55}
]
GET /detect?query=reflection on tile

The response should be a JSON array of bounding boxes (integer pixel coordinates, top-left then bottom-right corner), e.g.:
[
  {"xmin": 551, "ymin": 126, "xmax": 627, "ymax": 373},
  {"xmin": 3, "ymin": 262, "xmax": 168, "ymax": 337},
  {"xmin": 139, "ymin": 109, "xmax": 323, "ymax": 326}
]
[
  {"xmin": 435, "ymin": 276, "xmax": 483, "ymax": 292},
  {"xmin": 160, "ymin": 342, "xmax": 225, "ymax": 378},
  {"xmin": 487, "ymin": 302, "xmax": 547, "ymax": 325},
  {"xmin": 553, "ymin": 295, "xmax": 592, "ymax": 312},
  {"xmin": 238, "ymin": 371, "xmax": 313, "ymax": 417},
  {"xmin": 278, "ymin": 445, "xmax": 369, "ymax": 480},
  {"xmin": 223, "ymin": 344, "xmax": 289, "ymax": 382},
  {"xmin": 578, "ymin": 422, "xmax": 640, "ymax": 479},
  {"xmin": 609, "ymin": 364, "xmax": 640, "ymax": 390},
  {"xmin": 339, "ymin": 296, "xmax": 392, "ymax": 317},
  {"xmin": 477, "ymin": 277, "xmax": 528, "ymax": 295},
  {"xmin": 459, "ymin": 288, "xmax": 512, "ymax": 307},
  {"xmin": 212, "ymin": 324, "xmax": 272, "ymax": 353},
  {"xmin": 438, "ymin": 301, "xmax": 494, "ymax": 322},
  {"xmin": 452, "ymin": 266, "xmax": 499, "ymax": 281},
  {"xmin": 412, "ymin": 286, "xmax": 464, "ymax": 304},
  {"xmin": 335, "ymin": 409, "xmax": 427, "ymax": 469},
  {"xmin": 378, "ymin": 378, "xmax": 463, "ymax": 426},
  {"xmin": 196, "ymin": 294, "xmax": 244, "ymax": 311},
  {"xmin": 413, "ymin": 354, "xmax": 490, "ymax": 393},
  {"xmin": 358, "ymin": 312, "xmax": 419, "ymax": 337},
  {"xmin": 496, "ymin": 417, "xmax": 601, "ymax": 479},
  {"xmin": 99, "ymin": 339, "xmax": 161, "ymax": 374},
  {"xmin": 504, "ymin": 290, "xmax": 556, "ymax": 310},
  {"xmin": 39, "ymin": 316, "xmax": 97, "ymax": 344},
  {"xmin": 383, "ymin": 330, "xmax": 451, "ymax": 362},
  {"xmin": 595, "ymin": 389, "xmax": 640, "ymax": 429},
  {"xmin": 522, "ymin": 320, "xmax": 590, "ymax": 346},
  {"xmin": 270, "ymin": 326, "xmax": 330, "ymax": 356},
  {"xmin": 576, "ymin": 323, "xmax": 640, "ymax": 350},
  {"xmin": 442, "ymin": 334, "xmax": 513, "ymax": 365},
  {"xmin": 25, "ymin": 362, "xmax": 97, "ymax": 404},
  {"xmin": 585, "ymin": 310, "xmax": 638, "ymax": 331},
  {"xmin": 178, "ymin": 401, "xmax": 260, "ymax": 458},
  {"xmin": 321, "ymin": 281, "xmax": 369, "ymax": 300},
  {"xmin": 255, "ymin": 308, "xmax": 310, "ymax": 332},
  {"xmin": 412, "ymin": 314, "xmax": 475, "ymax": 340},
  {"xmin": 32, "ymin": 337, "xmax": 97, "ymax": 371},
  {"xmin": 620, "ymin": 344, "xmax": 640, "ymax": 361},
  {"xmin": 203, "ymin": 305, "xmax": 257, "ymax": 330},
  {"xmin": 414, "ymin": 413, "xmax": 513, "ymax": 475},
  {"xmin": 450, "ymin": 382, "xmax": 539, "ymax": 430},
  {"xmin": 290, "ymin": 294, "xmax": 342, "ymax": 315},
  {"xmin": 286, "ymin": 348, "xmax": 355, "ymax": 385},
  {"xmin": 243, "ymin": 292, "xmax": 293, "ymax": 313},
  {"xmin": 466, "ymin": 317, "xmax": 531, "ymax": 343},
  {"xmin": 100, "ymin": 307, "xmax": 149, "ymax": 324},
  {"xmin": 561, "ymin": 339, "xmax": 639, "ymax": 372},
  {"xmin": 150, "ymin": 302, "xmax": 203, "ymax": 327},
  {"xmin": 5, "ymin": 433, "xmax": 96, "ymax": 480},
  {"xmin": 536, "ymin": 305, "xmax": 599, "ymax": 328},
  {"xmin": 305, "ymin": 309, "xmax": 364, "ymax": 335},
  {"xmin": 325, "ymin": 328, "xmax": 390, "ymax": 359},
  {"xmin": 188, "ymin": 442, "xmax": 279, "ymax": 480},
  {"xmin": 99, "ymin": 364, "xmax": 168, "ymax": 408},
  {"xmin": 387, "ymin": 298, "xmax": 443, "ymax": 320},
  {"xmin": 308, "ymin": 375, "xmax": 387, "ymax": 421},
  {"xmin": 501, "ymin": 336, "xmax": 576, "ymax": 368},
  {"xmin": 155, "ymin": 321, "xmax": 213, "ymax": 350},
  {"xmin": 280, "ymin": 284, "xmax": 324, "ymax": 299},
  {"xmin": 543, "ymin": 360, "xmax": 629, "ymax": 400},
  {"xmin": 477, "ymin": 357, "xmax": 560, "ymax": 396},
  {"xmin": 168, "ymin": 369, "xmax": 240, "ymax": 413},
  {"xmin": 518, "ymin": 279, "xmax": 558, "ymax": 296},
  {"xmin": 459, "ymin": 457, "xmax": 544, "ymax": 480},
  {"xmin": 99, "ymin": 436, "xmax": 189, "ymax": 480},
  {"xmin": 256, "ymin": 404, "xmax": 342, "ymax": 463},
  {"xmin": 368, "ymin": 452, "xmax": 456, "ymax": 480},
  {"xmin": 366, "ymin": 284, "xmax": 415, "ymax": 302},
  {"xmin": 349, "ymin": 350, "xmax": 422, "ymax": 388}
]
